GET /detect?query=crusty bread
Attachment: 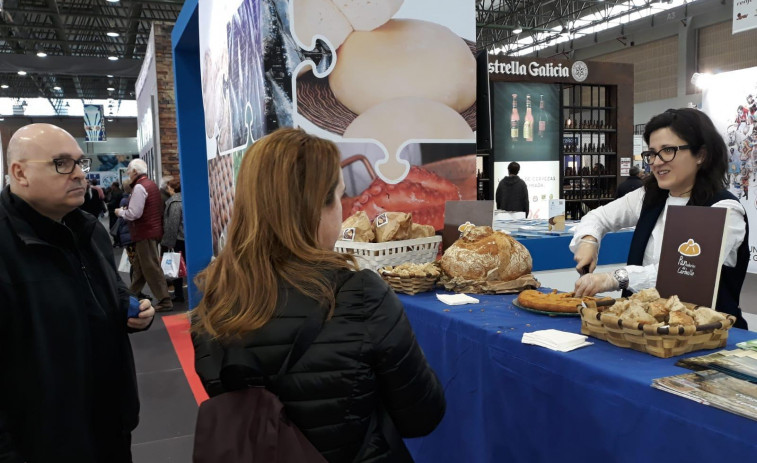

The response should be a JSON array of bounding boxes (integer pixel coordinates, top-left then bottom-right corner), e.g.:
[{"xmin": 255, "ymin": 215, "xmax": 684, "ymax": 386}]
[
  {"xmin": 668, "ymin": 310, "xmax": 696, "ymax": 328},
  {"xmin": 630, "ymin": 288, "xmax": 661, "ymax": 303},
  {"xmin": 621, "ymin": 301, "xmax": 658, "ymax": 326},
  {"xmin": 441, "ymin": 226, "xmax": 532, "ymax": 281},
  {"xmin": 692, "ymin": 307, "xmax": 726, "ymax": 326},
  {"xmin": 341, "ymin": 211, "xmax": 374, "ymax": 242},
  {"xmin": 646, "ymin": 300, "xmax": 669, "ymax": 323}
]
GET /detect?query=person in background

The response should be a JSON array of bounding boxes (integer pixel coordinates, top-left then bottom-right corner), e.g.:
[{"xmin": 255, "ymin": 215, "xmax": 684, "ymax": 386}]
[
  {"xmin": 161, "ymin": 178, "xmax": 185, "ymax": 303},
  {"xmin": 571, "ymin": 108, "xmax": 748, "ymax": 328},
  {"xmin": 107, "ymin": 181, "xmax": 124, "ymax": 230},
  {"xmin": 111, "ymin": 185, "xmax": 132, "ymax": 249},
  {"xmin": 90, "ymin": 178, "xmax": 105, "ymax": 201},
  {"xmin": 159, "ymin": 175, "xmax": 173, "ymax": 211},
  {"xmin": 615, "ymin": 165, "xmax": 644, "ymax": 198},
  {"xmin": 495, "ymin": 161, "xmax": 529, "ymax": 216},
  {"xmin": 192, "ymin": 128, "xmax": 445, "ymax": 462},
  {"xmin": 0, "ymin": 123, "xmax": 155, "ymax": 462},
  {"xmin": 80, "ymin": 178, "xmax": 107, "ymax": 217},
  {"xmin": 115, "ymin": 159, "xmax": 172, "ymax": 312}
]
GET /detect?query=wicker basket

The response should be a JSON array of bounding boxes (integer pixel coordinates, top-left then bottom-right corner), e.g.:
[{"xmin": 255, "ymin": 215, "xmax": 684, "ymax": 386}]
[
  {"xmin": 579, "ymin": 305, "xmax": 736, "ymax": 359},
  {"xmin": 334, "ymin": 236, "xmax": 442, "ymax": 272},
  {"xmin": 378, "ymin": 272, "xmax": 439, "ymax": 295}
]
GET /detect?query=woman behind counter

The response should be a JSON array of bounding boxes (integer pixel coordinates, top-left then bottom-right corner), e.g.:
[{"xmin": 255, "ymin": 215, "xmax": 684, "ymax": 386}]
[
  {"xmin": 571, "ymin": 108, "xmax": 749, "ymax": 329},
  {"xmin": 191, "ymin": 128, "xmax": 445, "ymax": 462}
]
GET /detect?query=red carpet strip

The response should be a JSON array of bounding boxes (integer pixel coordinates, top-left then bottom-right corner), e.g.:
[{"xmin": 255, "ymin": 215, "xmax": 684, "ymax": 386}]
[{"xmin": 162, "ymin": 313, "xmax": 209, "ymax": 405}]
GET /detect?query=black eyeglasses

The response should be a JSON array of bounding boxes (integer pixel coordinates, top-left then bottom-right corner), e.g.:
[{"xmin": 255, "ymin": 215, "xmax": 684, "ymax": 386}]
[
  {"xmin": 641, "ymin": 145, "xmax": 690, "ymax": 165},
  {"xmin": 25, "ymin": 157, "xmax": 92, "ymax": 174}
]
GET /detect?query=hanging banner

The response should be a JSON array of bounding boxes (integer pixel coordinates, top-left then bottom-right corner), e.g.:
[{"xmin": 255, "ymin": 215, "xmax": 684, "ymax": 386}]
[
  {"xmin": 83, "ymin": 104, "xmax": 106, "ymax": 142},
  {"xmin": 733, "ymin": 0, "xmax": 757, "ymax": 34},
  {"xmin": 701, "ymin": 66, "xmax": 757, "ymax": 272}
]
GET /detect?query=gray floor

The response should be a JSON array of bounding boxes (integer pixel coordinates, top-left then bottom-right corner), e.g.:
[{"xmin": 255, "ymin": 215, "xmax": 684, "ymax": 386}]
[{"xmin": 118, "ymin": 260, "xmax": 197, "ymax": 463}]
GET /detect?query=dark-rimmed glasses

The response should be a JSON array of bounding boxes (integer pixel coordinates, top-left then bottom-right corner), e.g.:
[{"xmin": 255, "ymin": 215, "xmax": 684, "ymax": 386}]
[
  {"xmin": 641, "ymin": 145, "xmax": 690, "ymax": 165},
  {"xmin": 24, "ymin": 157, "xmax": 92, "ymax": 174}
]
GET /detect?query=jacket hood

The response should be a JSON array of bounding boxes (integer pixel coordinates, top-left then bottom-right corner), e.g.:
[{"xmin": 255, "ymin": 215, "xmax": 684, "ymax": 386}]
[{"xmin": 503, "ymin": 176, "xmax": 521, "ymax": 185}]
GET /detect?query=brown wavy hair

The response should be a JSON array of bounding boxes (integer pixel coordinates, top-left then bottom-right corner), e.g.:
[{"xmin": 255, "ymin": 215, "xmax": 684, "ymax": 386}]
[{"xmin": 191, "ymin": 128, "xmax": 355, "ymax": 340}]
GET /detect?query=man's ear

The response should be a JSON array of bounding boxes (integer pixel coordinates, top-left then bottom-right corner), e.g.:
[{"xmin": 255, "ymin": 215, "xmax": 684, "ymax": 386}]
[{"xmin": 10, "ymin": 162, "xmax": 30, "ymax": 187}]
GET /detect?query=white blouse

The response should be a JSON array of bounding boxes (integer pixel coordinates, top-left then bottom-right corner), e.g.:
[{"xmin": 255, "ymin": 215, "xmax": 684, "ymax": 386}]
[{"xmin": 568, "ymin": 187, "xmax": 747, "ymax": 291}]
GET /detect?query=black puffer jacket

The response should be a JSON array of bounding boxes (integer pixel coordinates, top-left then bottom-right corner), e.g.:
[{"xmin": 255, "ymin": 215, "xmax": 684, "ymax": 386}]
[
  {"xmin": 0, "ymin": 187, "xmax": 142, "ymax": 462},
  {"xmin": 194, "ymin": 269, "xmax": 445, "ymax": 462}
]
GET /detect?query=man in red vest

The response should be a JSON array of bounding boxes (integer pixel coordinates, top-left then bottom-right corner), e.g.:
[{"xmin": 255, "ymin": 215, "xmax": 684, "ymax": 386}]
[{"xmin": 115, "ymin": 159, "xmax": 172, "ymax": 312}]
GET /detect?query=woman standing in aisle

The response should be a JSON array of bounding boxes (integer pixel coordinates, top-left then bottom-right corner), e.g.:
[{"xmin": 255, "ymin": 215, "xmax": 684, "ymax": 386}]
[
  {"xmin": 191, "ymin": 128, "xmax": 445, "ymax": 462},
  {"xmin": 571, "ymin": 108, "xmax": 749, "ymax": 328},
  {"xmin": 161, "ymin": 178, "xmax": 185, "ymax": 302}
]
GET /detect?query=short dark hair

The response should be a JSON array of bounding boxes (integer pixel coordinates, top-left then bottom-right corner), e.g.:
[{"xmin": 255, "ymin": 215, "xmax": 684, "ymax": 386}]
[
  {"xmin": 642, "ymin": 108, "xmax": 727, "ymax": 208},
  {"xmin": 168, "ymin": 178, "xmax": 181, "ymax": 193},
  {"xmin": 629, "ymin": 165, "xmax": 640, "ymax": 177},
  {"xmin": 508, "ymin": 162, "xmax": 520, "ymax": 175},
  {"xmin": 111, "ymin": 182, "xmax": 120, "ymax": 188}
]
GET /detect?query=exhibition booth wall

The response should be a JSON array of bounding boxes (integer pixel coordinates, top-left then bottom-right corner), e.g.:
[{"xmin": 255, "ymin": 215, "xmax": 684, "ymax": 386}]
[{"xmin": 174, "ymin": 0, "xmax": 478, "ymax": 307}]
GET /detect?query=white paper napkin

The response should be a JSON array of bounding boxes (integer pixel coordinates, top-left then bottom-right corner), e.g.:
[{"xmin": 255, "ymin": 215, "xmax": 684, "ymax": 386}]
[
  {"xmin": 436, "ymin": 293, "xmax": 480, "ymax": 306},
  {"xmin": 521, "ymin": 329, "xmax": 593, "ymax": 352}
]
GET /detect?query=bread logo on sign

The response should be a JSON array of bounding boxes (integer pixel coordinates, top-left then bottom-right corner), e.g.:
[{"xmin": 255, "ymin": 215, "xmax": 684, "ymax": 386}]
[
  {"xmin": 677, "ymin": 238, "xmax": 702, "ymax": 257},
  {"xmin": 342, "ymin": 227, "xmax": 356, "ymax": 241}
]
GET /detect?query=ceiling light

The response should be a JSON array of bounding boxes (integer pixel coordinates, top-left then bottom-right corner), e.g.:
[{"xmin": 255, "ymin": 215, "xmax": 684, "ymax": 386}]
[
  {"xmin": 17, "ymin": 71, "xmax": 27, "ymax": 76},
  {"xmin": 107, "ymin": 87, "xmax": 115, "ymax": 91},
  {"xmin": 107, "ymin": 31, "xmax": 119, "ymax": 37},
  {"xmin": 108, "ymin": 56, "xmax": 118, "ymax": 61},
  {"xmin": 513, "ymin": 27, "xmax": 523, "ymax": 35},
  {"xmin": 1, "ymin": 84, "xmax": 8, "ymax": 89},
  {"xmin": 691, "ymin": 72, "xmax": 713, "ymax": 90},
  {"xmin": 53, "ymin": 86, "xmax": 62, "ymax": 90},
  {"xmin": 36, "ymin": 52, "xmax": 47, "ymax": 58},
  {"xmin": 107, "ymin": 74, "xmax": 114, "ymax": 78},
  {"xmin": 0, "ymin": 118, "xmax": 4, "ymax": 122},
  {"xmin": 106, "ymin": 0, "xmax": 119, "ymax": 3},
  {"xmin": 107, "ymin": 118, "xmax": 114, "ymax": 122}
]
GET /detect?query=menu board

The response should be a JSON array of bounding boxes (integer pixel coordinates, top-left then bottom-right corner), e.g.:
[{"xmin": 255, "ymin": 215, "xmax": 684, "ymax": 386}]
[{"xmin": 656, "ymin": 206, "xmax": 728, "ymax": 308}]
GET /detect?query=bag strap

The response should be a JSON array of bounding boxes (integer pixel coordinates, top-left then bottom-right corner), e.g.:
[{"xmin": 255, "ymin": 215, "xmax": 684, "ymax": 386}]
[{"xmin": 220, "ymin": 305, "xmax": 326, "ymax": 392}]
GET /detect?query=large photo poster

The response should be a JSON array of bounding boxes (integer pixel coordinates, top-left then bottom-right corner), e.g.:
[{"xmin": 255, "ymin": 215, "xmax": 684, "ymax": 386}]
[
  {"xmin": 198, "ymin": 0, "xmax": 477, "ymax": 252},
  {"xmin": 702, "ymin": 66, "xmax": 757, "ymax": 272},
  {"xmin": 291, "ymin": 0, "xmax": 477, "ymax": 231},
  {"xmin": 199, "ymin": 0, "xmax": 268, "ymax": 253}
]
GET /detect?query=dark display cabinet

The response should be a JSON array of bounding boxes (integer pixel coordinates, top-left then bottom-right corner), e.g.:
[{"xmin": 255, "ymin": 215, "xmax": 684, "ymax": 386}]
[
  {"xmin": 561, "ymin": 84, "xmax": 620, "ymax": 220},
  {"xmin": 484, "ymin": 58, "xmax": 633, "ymax": 213}
]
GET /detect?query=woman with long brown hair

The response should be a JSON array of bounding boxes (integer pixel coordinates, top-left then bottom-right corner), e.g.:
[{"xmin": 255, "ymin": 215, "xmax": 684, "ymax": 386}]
[{"xmin": 192, "ymin": 128, "xmax": 445, "ymax": 462}]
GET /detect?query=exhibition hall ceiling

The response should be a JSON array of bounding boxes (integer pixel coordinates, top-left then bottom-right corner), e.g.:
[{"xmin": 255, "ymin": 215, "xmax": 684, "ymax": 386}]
[
  {"xmin": 477, "ymin": 0, "xmax": 724, "ymax": 56},
  {"xmin": 0, "ymin": 0, "xmax": 731, "ymax": 112},
  {"xmin": 0, "ymin": 0, "xmax": 182, "ymax": 104}
]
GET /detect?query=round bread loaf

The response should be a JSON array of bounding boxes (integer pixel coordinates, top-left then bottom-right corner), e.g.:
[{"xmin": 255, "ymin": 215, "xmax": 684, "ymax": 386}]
[
  {"xmin": 441, "ymin": 226, "xmax": 532, "ymax": 281},
  {"xmin": 292, "ymin": 0, "xmax": 353, "ymax": 49},
  {"xmin": 329, "ymin": 19, "xmax": 476, "ymax": 115}
]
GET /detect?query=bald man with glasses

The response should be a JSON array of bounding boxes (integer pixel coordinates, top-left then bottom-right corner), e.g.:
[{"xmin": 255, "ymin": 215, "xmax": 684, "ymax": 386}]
[{"xmin": 0, "ymin": 124, "xmax": 155, "ymax": 462}]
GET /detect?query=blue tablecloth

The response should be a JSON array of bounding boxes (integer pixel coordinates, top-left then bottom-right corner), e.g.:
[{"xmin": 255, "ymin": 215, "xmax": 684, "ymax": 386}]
[{"xmin": 399, "ymin": 291, "xmax": 757, "ymax": 462}]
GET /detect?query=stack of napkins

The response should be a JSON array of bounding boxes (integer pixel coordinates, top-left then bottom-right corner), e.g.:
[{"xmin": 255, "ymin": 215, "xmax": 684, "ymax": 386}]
[
  {"xmin": 521, "ymin": 329, "xmax": 593, "ymax": 352},
  {"xmin": 436, "ymin": 293, "xmax": 479, "ymax": 306}
]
